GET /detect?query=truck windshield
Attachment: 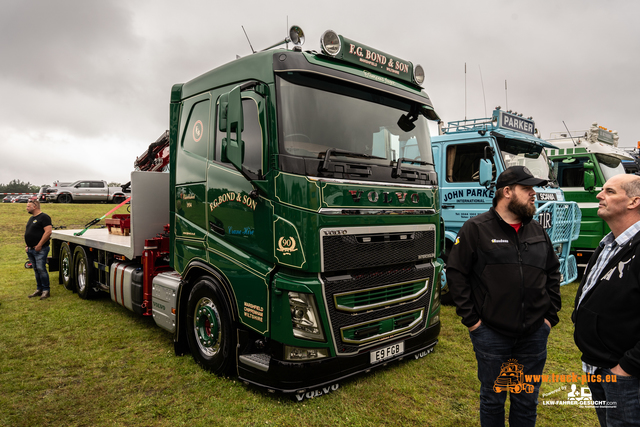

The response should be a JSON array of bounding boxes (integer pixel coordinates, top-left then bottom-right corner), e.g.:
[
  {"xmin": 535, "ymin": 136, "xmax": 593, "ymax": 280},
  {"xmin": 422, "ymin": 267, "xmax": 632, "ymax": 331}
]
[
  {"xmin": 596, "ymin": 154, "xmax": 625, "ymax": 181},
  {"xmin": 499, "ymin": 140, "xmax": 552, "ymax": 181},
  {"xmin": 277, "ymin": 74, "xmax": 433, "ymax": 172}
]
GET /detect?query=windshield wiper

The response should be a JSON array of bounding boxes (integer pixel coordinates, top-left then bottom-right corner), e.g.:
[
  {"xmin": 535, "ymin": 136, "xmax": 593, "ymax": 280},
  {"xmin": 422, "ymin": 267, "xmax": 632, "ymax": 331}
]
[
  {"xmin": 394, "ymin": 157, "xmax": 433, "ymax": 179},
  {"xmin": 319, "ymin": 148, "xmax": 386, "ymax": 171}
]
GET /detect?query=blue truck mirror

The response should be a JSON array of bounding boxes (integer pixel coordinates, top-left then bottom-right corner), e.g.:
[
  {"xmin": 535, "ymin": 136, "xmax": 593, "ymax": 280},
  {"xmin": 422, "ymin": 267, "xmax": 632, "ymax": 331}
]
[{"xmin": 479, "ymin": 159, "xmax": 493, "ymax": 187}]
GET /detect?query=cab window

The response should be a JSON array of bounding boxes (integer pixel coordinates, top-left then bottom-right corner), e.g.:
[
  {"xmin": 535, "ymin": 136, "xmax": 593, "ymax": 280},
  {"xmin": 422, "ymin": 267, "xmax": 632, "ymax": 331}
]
[
  {"xmin": 553, "ymin": 157, "xmax": 588, "ymax": 187},
  {"xmin": 446, "ymin": 143, "xmax": 492, "ymax": 182},
  {"xmin": 182, "ymin": 100, "xmax": 209, "ymax": 159}
]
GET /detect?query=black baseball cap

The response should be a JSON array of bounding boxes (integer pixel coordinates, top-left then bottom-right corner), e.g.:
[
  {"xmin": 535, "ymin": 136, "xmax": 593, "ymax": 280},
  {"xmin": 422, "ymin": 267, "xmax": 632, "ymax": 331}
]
[{"xmin": 496, "ymin": 166, "xmax": 548, "ymax": 189}]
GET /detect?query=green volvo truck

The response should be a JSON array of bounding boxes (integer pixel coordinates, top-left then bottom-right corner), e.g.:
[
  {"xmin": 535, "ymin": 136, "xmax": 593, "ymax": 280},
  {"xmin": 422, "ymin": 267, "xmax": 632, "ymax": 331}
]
[
  {"xmin": 547, "ymin": 123, "xmax": 633, "ymax": 275},
  {"xmin": 49, "ymin": 28, "xmax": 443, "ymax": 399}
]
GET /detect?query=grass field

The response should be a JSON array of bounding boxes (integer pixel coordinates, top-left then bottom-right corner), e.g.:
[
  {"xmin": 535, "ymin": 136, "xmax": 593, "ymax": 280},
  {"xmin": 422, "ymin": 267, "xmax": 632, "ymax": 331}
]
[{"xmin": 0, "ymin": 203, "xmax": 599, "ymax": 426}]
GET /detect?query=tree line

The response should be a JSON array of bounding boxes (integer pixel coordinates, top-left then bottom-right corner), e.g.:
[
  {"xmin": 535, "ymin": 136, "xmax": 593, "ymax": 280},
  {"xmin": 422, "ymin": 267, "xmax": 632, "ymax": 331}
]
[{"xmin": 0, "ymin": 179, "xmax": 40, "ymax": 193}]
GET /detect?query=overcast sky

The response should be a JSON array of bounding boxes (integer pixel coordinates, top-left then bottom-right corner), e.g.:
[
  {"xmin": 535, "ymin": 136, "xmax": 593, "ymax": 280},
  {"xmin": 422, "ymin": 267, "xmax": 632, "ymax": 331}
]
[{"xmin": 1, "ymin": 0, "xmax": 638, "ymax": 187}]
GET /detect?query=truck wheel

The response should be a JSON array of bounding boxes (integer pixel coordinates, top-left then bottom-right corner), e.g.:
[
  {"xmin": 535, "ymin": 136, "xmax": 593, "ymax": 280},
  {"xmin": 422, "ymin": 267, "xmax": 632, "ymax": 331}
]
[
  {"xmin": 60, "ymin": 243, "xmax": 75, "ymax": 291},
  {"xmin": 74, "ymin": 247, "xmax": 96, "ymax": 299},
  {"xmin": 113, "ymin": 195, "xmax": 126, "ymax": 204},
  {"xmin": 57, "ymin": 193, "xmax": 72, "ymax": 204},
  {"xmin": 186, "ymin": 277, "xmax": 235, "ymax": 375}
]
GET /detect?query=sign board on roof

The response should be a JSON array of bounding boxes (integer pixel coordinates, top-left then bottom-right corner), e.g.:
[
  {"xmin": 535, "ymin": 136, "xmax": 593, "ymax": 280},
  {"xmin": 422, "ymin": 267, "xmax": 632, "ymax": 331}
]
[
  {"xmin": 337, "ymin": 36, "xmax": 415, "ymax": 85},
  {"xmin": 597, "ymin": 128, "xmax": 615, "ymax": 145},
  {"xmin": 498, "ymin": 110, "xmax": 535, "ymax": 136}
]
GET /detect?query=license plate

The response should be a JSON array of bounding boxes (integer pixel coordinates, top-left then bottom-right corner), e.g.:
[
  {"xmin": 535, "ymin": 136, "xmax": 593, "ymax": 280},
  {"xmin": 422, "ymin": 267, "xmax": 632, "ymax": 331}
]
[
  {"xmin": 538, "ymin": 211, "xmax": 552, "ymax": 229},
  {"xmin": 370, "ymin": 342, "xmax": 404, "ymax": 364}
]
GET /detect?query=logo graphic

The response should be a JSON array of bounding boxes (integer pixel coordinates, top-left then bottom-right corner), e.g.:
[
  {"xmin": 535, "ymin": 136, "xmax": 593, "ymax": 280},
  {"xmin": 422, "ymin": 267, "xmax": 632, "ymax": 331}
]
[
  {"xmin": 323, "ymin": 230, "xmax": 348, "ymax": 236},
  {"xmin": 454, "ymin": 237, "xmax": 460, "ymax": 245},
  {"xmin": 348, "ymin": 190, "xmax": 419, "ymax": 204},
  {"xmin": 193, "ymin": 120, "xmax": 203, "ymax": 142},
  {"xmin": 602, "ymin": 255, "xmax": 635, "ymax": 281},
  {"xmin": 491, "ymin": 239, "xmax": 509, "ymax": 244},
  {"xmin": 493, "ymin": 359, "xmax": 534, "ymax": 394},
  {"xmin": 567, "ymin": 384, "xmax": 592, "ymax": 402},
  {"xmin": 277, "ymin": 237, "xmax": 298, "ymax": 255}
]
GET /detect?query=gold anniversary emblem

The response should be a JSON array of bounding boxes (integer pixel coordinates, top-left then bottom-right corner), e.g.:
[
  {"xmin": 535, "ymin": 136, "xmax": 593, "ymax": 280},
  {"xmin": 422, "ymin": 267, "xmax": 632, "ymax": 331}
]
[{"xmin": 277, "ymin": 237, "xmax": 298, "ymax": 255}]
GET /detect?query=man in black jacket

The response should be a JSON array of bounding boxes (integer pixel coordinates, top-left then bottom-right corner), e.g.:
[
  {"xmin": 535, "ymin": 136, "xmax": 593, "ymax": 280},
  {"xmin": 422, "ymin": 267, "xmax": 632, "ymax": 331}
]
[
  {"xmin": 573, "ymin": 173, "xmax": 640, "ymax": 427},
  {"xmin": 448, "ymin": 166, "xmax": 561, "ymax": 427}
]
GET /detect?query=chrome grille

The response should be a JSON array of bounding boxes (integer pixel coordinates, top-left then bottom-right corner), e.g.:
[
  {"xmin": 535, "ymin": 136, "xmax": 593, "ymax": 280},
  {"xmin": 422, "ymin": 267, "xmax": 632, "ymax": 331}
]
[{"xmin": 321, "ymin": 224, "xmax": 436, "ymax": 272}]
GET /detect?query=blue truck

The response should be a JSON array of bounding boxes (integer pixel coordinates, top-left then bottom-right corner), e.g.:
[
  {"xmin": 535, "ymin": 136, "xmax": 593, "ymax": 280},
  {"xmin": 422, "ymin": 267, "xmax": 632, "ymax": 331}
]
[{"xmin": 431, "ymin": 108, "xmax": 581, "ymax": 302}]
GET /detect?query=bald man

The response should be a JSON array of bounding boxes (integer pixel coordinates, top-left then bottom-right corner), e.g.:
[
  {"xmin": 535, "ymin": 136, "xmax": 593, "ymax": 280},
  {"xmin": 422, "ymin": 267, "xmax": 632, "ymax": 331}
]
[{"xmin": 573, "ymin": 174, "xmax": 640, "ymax": 426}]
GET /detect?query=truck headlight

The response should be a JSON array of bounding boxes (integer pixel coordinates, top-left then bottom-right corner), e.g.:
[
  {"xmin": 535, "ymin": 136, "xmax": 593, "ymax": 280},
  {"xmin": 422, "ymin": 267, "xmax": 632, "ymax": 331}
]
[{"xmin": 289, "ymin": 292, "xmax": 325, "ymax": 341}]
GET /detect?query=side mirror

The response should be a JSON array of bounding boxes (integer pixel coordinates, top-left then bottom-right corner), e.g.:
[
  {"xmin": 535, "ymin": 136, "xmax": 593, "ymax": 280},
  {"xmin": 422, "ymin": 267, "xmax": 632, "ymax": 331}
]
[
  {"xmin": 584, "ymin": 161, "xmax": 595, "ymax": 191},
  {"xmin": 479, "ymin": 159, "xmax": 493, "ymax": 187},
  {"xmin": 220, "ymin": 85, "xmax": 244, "ymax": 171}
]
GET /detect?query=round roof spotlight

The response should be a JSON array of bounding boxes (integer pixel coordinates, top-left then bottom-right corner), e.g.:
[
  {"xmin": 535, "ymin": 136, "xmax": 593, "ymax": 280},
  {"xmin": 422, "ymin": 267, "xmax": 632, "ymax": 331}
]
[
  {"xmin": 289, "ymin": 26, "xmax": 305, "ymax": 47},
  {"xmin": 414, "ymin": 64, "xmax": 425, "ymax": 85},
  {"xmin": 321, "ymin": 30, "xmax": 341, "ymax": 57}
]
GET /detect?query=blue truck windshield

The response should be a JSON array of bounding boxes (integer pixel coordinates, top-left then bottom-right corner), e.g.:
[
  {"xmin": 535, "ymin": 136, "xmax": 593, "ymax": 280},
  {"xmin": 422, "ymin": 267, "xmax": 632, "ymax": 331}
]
[
  {"xmin": 499, "ymin": 140, "xmax": 552, "ymax": 181},
  {"xmin": 277, "ymin": 75, "xmax": 434, "ymax": 171}
]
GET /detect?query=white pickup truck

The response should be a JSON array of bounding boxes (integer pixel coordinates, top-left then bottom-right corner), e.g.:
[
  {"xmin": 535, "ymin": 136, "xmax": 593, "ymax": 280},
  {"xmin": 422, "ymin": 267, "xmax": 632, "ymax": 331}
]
[{"xmin": 46, "ymin": 180, "xmax": 127, "ymax": 204}]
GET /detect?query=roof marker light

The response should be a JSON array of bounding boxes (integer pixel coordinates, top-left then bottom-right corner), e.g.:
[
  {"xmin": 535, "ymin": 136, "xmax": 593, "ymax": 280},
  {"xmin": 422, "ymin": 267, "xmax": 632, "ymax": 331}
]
[
  {"xmin": 413, "ymin": 64, "xmax": 425, "ymax": 85},
  {"xmin": 321, "ymin": 30, "xmax": 341, "ymax": 56}
]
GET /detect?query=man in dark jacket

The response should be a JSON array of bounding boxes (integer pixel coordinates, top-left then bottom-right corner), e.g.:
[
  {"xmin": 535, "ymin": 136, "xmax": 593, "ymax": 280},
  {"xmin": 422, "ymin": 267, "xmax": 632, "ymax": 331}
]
[
  {"xmin": 448, "ymin": 166, "xmax": 561, "ymax": 427},
  {"xmin": 573, "ymin": 173, "xmax": 640, "ymax": 427}
]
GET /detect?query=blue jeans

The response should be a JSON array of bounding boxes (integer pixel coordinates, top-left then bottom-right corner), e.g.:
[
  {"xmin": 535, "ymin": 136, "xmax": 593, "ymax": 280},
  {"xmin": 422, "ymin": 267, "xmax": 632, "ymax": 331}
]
[
  {"xmin": 588, "ymin": 367, "xmax": 640, "ymax": 426},
  {"xmin": 469, "ymin": 322, "xmax": 550, "ymax": 427},
  {"xmin": 27, "ymin": 246, "xmax": 50, "ymax": 292}
]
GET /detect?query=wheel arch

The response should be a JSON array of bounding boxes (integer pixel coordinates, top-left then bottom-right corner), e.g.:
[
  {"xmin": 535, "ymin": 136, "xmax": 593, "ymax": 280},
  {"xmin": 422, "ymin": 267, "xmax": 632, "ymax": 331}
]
[
  {"xmin": 173, "ymin": 261, "xmax": 239, "ymax": 355},
  {"xmin": 444, "ymin": 231, "xmax": 458, "ymax": 250}
]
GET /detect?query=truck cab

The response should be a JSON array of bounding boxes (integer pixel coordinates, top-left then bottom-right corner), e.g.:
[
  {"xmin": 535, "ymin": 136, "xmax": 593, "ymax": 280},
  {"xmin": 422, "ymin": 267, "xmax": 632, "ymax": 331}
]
[
  {"xmin": 546, "ymin": 123, "xmax": 633, "ymax": 275},
  {"xmin": 168, "ymin": 29, "xmax": 444, "ymax": 395},
  {"xmin": 432, "ymin": 108, "xmax": 581, "ymax": 300}
]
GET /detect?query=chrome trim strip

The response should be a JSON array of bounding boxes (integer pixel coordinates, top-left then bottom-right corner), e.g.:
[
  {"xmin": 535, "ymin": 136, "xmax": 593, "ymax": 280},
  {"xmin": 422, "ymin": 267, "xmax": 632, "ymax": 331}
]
[
  {"xmin": 334, "ymin": 278, "xmax": 430, "ymax": 313},
  {"xmin": 308, "ymin": 175, "xmax": 437, "ymax": 190},
  {"xmin": 320, "ymin": 208, "xmax": 437, "ymax": 215},
  {"xmin": 340, "ymin": 308, "xmax": 424, "ymax": 345}
]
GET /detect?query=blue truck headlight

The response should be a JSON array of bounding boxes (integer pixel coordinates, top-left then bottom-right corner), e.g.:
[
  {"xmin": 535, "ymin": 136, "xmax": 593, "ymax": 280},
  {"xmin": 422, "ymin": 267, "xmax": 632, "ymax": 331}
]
[{"xmin": 289, "ymin": 292, "xmax": 325, "ymax": 341}]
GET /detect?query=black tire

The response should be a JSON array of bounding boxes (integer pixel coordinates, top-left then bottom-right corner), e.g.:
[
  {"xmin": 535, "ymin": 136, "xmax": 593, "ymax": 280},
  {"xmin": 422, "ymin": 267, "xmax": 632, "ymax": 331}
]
[
  {"xmin": 57, "ymin": 193, "xmax": 72, "ymax": 204},
  {"xmin": 186, "ymin": 277, "xmax": 235, "ymax": 375},
  {"xmin": 112, "ymin": 195, "xmax": 126, "ymax": 204},
  {"xmin": 440, "ymin": 241, "xmax": 454, "ymax": 306},
  {"xmin": 60, "ymin": 243, "xmax": 75, "ymax": 291},
  {"xmin": 74, "ymin": 246, "xmax": 96, "ymax": 299}
]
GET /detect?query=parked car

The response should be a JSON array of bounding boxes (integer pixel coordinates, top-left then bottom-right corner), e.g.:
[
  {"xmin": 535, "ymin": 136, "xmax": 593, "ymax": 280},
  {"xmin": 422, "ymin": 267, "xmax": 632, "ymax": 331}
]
[
  {"xmin": 12, "ymin": 195, "xmax": 32, "ymax": 203},
  {"xmin": 46, "ymin": 180, "xmax": 126, "ymax": 203},
  {"xmin": 36, "ymin": 186, "xmax": 55, "ymax": 203},
  {"xmin": 3, "ymin": 195, "xmax": 16, "ymax": 203}
]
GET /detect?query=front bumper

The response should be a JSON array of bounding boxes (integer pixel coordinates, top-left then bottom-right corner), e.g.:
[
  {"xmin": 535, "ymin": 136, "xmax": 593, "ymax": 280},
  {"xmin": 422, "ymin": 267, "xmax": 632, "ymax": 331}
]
[{"xmin": 237, "ymin": 322, "xmax": 440, "ymax": 394}]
